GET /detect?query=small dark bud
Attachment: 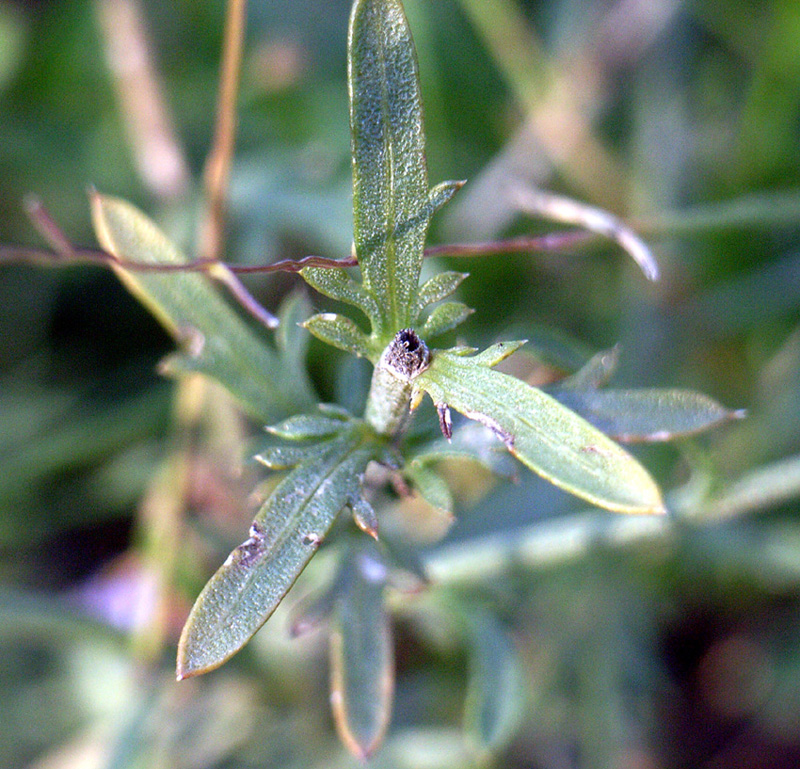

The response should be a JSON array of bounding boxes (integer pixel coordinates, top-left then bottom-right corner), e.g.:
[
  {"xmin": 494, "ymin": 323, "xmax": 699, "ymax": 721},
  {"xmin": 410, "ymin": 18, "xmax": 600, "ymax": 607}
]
[{"xmin": 385, "ymin": 328, "xmax": 430, "ymax": 380}]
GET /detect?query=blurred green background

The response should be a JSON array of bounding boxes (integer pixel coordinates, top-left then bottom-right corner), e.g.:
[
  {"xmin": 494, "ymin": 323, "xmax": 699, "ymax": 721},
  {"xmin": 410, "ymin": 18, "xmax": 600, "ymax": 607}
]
[{"xmin": 2, "ymin": 0, "xmax": 800, "ymax": 766}]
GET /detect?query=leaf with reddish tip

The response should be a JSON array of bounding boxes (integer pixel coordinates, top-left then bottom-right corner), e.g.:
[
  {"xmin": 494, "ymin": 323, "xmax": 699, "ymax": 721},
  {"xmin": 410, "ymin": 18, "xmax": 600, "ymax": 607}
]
[
  {"xmin": 352, "ymin": 495, "xmax": 379, "ymax": 539},
  {"xmin": 330, "ymin": 541, "xmax": 394, "ymax": 759}
]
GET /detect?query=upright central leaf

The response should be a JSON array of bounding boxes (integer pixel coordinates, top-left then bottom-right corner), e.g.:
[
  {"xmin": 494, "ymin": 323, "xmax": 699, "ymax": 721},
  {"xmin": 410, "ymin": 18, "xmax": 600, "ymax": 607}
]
[{"xmin": 349, "ymin": 0, "xmax": 428, "ymax": 340}]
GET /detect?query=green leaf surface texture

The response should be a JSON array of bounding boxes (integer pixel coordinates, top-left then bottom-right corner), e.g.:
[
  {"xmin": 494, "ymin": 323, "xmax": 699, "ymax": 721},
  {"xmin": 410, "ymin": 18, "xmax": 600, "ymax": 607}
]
[
  {"xmin": 177, "ymin": 421, "xmax": 382, "ymax": 678},
  {"xmin": 414, "ymin": 349, "xmax": 665, "ymax": 514},
  {"xmin": 349, "ymin": 0, "xmax": 428, "ymax": 338},
  {"xmin": 300, "ymin": 266, "xmax": 381, "ymax": 329},
  {"xmin": 405, "ymin": 462, "xmax": 454, "ymax": 512},
  {"xmin": 303, "ymin": 313, "xmax": 372, "ymax": 358},
  {"xmin": 267, "ymin": 413, "xmax": 350, "ymax": 440},
  {"xmin": 420, "ymin": 301, "xmax": 474, "ymax": 338},
  {"xmin": 416, "ymin": 271, "xmax": 469, "ymax": 311},
  {"xmin": 91, "ymin": 194, "xmax": 309, "ymax": 422}
]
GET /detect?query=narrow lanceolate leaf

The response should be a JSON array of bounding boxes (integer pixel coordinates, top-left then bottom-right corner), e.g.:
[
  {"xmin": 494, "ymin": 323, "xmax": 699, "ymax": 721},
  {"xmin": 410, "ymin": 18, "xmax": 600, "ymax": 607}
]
[
  {"xmin": 463, "ymin": 609, "xmax": 526, "ymax": 756},
  {"xmin": 414, "ymin": 349, "xmax": 665, "ymax": 514},
  {"xmin": 302, "ymin": 313, "xmax": 371, "ymax": 358},
  {"xmin": 275, "ymin": 291, "xmax": 317, "ymax": 405},
  {"xmin": 91, "ymin": 193, "xmax": 309, "ymax": 422},
  {"xmin": 176, "ymin": 423, "xmax": 380, "ymax": 679},
  {"xmin": 301, "ymin": 266, "xmax": 381, "ymax": 329},
  {"xmin": 330, "ymin": 541, "xmax": 394, "ymax": 760},
  {"xmin": 552, "ymin": 388, "xmax": 745, "ymax": 442},
  {"xmin": 420, "ymin": 301, "xmax": 474, "ymax": 339},
  {"xmin": 254, "ymin": 443, "xmax": 319, "ymax": 470},
  {"xmin": 349, "ymin": 0, "xmax": 428, "ymax": 339}
]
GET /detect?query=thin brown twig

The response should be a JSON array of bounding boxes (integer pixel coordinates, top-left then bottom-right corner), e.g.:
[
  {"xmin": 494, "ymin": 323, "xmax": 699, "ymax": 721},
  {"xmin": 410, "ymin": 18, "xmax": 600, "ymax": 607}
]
[
  {"xmin": 5, "ymin": 229, "xmax": 591, "ymax": 275},
  {"xmin": 6, "ymin": 198, "xmax": 604, "ymax": 331},
  {"xmin": 10, "ymin": 200, "xmax": 594, "ymax": 276},
  {"xmin": 193, "ymin": 0, "xmax": 280, "ymax": 326}
]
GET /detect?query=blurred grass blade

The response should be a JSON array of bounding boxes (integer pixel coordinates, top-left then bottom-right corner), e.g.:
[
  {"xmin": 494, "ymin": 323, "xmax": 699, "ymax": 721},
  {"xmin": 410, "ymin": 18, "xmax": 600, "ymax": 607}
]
[
  {"xmin": 560, "ymin": 347, "xmax": 620, "ymax": 390},
  {"xmin": 177, "ymin": 422, "xmax": 381, "ymax": 678},
  {"xmin": 636, "ymin": 189, "xmax": 800, "ymax": 236},
  {"xmin": 349, "ymin": 0, "xmax": 429, "ymax": 339},
  {"xmin": 91, "ymin": 193, "xmax": 309, "ymax": 422},
  {"xmin": 553, "ymin": 388, "xmax": 744, "ymax": 442},
  {"xmin": 330, "ymin": 541, "xmax": 394, "ymax": 760},
  {"xmin": 415, "ymin": 349, "xmax": 665, "ymax": 514},
  {"xmin": 463, "ymin": 609, "xmax": 526, "ymax": 756},
  {"xmin": 426, "ymin": 512, "xmax": 670, "ymax": 586},
  {"xmin": 694, "ymin": 453, "xmax": 800, "ymax": 521},
  {"xmin": 275, "ymin": 290, "xmax": 317, "ymax": 405},
  {"xmin": 510, "ymin": 186, "xmax": 660, "ymax": 281}
]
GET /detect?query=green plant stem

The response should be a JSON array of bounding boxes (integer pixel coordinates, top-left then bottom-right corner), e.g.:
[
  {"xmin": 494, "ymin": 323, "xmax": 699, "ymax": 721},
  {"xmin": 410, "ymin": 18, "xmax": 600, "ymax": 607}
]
[{"xmin": 364, "ymin": 329, "xmax": 430, "ymax": 436}]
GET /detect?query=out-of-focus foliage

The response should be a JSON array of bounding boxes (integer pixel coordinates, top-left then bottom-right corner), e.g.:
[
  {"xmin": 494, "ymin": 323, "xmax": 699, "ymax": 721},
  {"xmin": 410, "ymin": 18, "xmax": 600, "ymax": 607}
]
[{"xmin": 1, "ymin": 0, "xmax": 800, "ymax": 767}]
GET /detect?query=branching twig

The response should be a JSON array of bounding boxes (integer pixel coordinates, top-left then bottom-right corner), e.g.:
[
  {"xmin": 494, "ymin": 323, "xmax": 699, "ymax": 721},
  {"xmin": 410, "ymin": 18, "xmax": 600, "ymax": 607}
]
[{"xmin": 4, "ymin": 197, "xmax": 638, "ymax": 332}]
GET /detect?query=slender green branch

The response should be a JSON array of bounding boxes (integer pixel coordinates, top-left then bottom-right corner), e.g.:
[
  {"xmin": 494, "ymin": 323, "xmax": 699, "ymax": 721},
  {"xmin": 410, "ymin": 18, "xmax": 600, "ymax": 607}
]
[{"xmin": 423, "ymin": 511, "xmax": 671, "ymax": 587}]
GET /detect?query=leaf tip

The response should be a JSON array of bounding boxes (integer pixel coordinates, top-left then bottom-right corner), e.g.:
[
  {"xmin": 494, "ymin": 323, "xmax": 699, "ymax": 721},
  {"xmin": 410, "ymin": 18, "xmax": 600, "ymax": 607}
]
[{"xmin": 175, "ymin": 656, "xmax": 194, "ymax": 682}]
